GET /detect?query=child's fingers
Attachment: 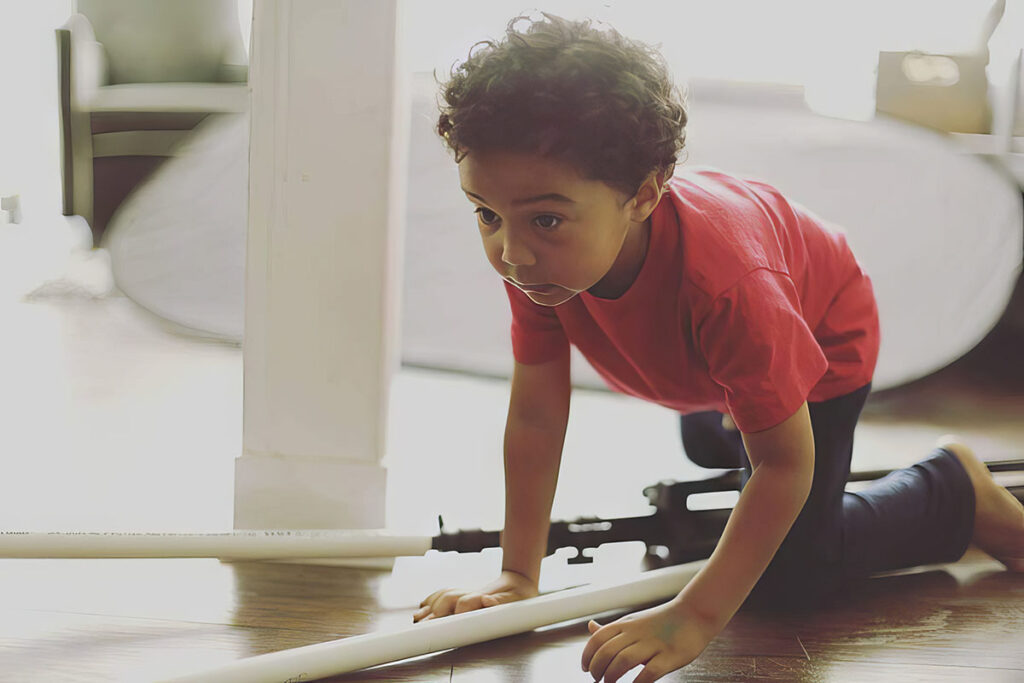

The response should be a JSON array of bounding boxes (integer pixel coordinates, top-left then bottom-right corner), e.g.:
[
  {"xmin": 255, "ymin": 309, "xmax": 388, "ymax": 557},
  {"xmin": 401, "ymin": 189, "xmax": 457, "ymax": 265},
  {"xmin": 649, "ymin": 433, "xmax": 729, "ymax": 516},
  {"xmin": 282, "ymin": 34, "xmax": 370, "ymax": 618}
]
[
  {"xmin": 586, "ymin": 631, "xmax": 632, "ymax": 680},
  {"xmin": 414, "ymin": 588, "xmax": 457, "ymax": 622},
  {"xmin": 453, "ymin": 593, "xmax": 486, "ymax": 614},
  {"xmin": 419, "ymin": 588, "xmax": 447, "ymax": 608},
  {"xmin": 430, "ymin": 592, "xmax": 464, "ymax": 617},
  {"xmin": 582, "ymin": 620, "xmax": 622, "ymax": 672},
  {"xmin": 413, "ymin": 607, "xmax": 445, "ymax": 623},
  {"xmin": 632, "ymin": 654, "xmax": 672, "ymax": 683},
  {"xmin": 604, "ymin": 643, "xmax": 658, "ymax": 683},
  {"xmin": 414, "ymin": 585, "xmax": 517, "ymax": 624}
]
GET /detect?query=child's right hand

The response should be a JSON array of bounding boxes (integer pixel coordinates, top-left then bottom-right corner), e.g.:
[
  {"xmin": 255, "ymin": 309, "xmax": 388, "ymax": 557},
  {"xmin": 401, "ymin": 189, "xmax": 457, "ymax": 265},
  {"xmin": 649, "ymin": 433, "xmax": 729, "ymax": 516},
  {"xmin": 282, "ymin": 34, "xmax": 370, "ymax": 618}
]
[{"xmin": 412, "ymin": 569, "xmax": 539, "ymax": 623}]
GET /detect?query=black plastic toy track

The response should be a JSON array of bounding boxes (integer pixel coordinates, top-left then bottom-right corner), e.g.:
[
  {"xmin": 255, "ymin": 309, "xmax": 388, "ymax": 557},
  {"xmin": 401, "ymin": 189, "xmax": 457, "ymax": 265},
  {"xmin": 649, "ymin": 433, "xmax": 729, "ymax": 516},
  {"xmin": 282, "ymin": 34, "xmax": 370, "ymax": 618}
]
[{"xmin": 433, "ymin": 460, "xmax": 1024, "ymax": 567}]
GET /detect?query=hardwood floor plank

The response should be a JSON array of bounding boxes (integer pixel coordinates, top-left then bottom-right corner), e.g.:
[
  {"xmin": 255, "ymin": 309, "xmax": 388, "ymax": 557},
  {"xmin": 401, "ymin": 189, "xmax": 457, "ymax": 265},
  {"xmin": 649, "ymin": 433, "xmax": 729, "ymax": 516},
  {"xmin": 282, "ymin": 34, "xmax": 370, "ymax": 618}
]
[
  {"xmin": 791, "ymin": 566, "xmax": 1024, "ymax": 671},
  {"xmin": 0, "ymin": 608, "xmax": 343, "ymax": 682}
]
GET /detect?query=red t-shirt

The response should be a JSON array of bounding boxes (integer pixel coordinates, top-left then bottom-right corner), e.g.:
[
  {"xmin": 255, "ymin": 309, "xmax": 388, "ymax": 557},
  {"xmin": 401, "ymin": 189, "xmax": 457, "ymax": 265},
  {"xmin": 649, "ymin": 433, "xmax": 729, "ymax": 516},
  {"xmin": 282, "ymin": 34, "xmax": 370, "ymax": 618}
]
[{"xmin": 504, "ymin": 167, "xmax": 880, "ymax": 433}]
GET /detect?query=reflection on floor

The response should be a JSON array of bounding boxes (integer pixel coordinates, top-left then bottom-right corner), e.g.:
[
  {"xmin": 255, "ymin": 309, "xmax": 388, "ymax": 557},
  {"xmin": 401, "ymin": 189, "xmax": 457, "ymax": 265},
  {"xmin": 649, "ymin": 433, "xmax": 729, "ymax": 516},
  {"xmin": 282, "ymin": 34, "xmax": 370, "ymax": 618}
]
[{"xmin": 0, "ymin": 292, "xmax": 1022, "ymax": 681}]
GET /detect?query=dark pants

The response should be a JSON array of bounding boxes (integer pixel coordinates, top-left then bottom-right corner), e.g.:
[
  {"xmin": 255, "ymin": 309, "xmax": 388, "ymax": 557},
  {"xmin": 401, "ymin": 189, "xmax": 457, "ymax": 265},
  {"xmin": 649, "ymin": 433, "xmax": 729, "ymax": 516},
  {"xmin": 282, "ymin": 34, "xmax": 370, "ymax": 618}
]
[{"xmin": 679, "ymin": 383, "xmax": 976, "ymax": 611}]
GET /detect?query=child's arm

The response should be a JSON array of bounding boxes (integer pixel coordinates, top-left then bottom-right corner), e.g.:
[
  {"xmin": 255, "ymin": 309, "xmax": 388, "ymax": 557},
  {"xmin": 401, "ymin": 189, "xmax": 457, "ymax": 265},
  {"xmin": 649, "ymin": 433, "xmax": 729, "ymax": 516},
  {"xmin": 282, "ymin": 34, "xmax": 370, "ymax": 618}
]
[
  {"xmin": 674, "ymin": 402, "xmax": 814, "ymax": 630},
  {"xmin": 582, "ymin": 402, "xmax": 814, "ymax": 681},
  {"xmin": 500, "ymin": 350, "xmax": 573, "ymax": 584},
  {"xmin": 415, "ymin": 351, "xmax": 572, "ymax": 621}
]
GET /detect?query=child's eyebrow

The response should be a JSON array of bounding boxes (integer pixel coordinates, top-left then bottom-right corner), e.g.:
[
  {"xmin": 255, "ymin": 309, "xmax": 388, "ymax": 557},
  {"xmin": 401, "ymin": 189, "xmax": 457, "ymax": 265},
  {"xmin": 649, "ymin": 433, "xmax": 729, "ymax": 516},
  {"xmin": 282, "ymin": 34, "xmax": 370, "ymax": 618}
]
[{"xmin": 461, "ymin": 188, "xmax": 577, "ymax": 207}]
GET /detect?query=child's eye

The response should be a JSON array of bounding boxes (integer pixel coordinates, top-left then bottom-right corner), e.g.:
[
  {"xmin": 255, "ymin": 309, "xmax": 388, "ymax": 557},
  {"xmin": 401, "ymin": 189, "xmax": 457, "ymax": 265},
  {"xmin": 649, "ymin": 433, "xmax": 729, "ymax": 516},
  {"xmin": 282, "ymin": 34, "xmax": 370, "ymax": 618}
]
[
  {"xmin": 533, "ymin": 215, "xmax": 561, "ymax": 230},
  {"xmin": 475, "ymin": 207, "xmax": 500, "ymax": 225}
]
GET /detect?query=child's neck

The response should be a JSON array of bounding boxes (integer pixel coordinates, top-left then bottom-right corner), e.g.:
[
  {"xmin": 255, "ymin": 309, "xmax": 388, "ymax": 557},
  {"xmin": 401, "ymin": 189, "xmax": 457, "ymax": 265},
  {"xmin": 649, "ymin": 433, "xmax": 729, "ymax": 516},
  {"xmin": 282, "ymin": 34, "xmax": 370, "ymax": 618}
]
[{"xmin": 587, "ymin": 218, "xmax": 651, "ymax": 300}]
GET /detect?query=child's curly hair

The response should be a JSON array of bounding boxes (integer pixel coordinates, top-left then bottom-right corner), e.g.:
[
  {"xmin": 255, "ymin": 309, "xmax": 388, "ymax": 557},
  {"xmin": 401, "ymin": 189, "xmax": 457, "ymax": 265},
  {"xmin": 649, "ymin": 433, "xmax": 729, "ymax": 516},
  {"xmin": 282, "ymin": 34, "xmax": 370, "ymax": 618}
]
[{"xmin": 436, "ymin": 13, "xmax": 687, "ymax": 198}]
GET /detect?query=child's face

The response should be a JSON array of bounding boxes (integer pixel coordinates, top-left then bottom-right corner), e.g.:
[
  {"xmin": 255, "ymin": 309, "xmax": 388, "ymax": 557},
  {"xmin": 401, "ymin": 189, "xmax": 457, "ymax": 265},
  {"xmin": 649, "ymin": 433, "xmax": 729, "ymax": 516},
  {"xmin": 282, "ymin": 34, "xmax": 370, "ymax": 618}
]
[{"xmin": 458, "ymin": 149, "xmax": 652, "ymax": 307}]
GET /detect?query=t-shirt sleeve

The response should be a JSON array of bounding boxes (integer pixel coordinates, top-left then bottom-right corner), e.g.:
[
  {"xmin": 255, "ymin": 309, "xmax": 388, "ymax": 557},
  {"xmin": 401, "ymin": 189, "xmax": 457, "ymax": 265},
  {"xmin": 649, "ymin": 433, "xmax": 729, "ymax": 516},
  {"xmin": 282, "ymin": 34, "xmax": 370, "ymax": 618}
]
[
  {"xmin": 503, "ymin": 281, "xmax": 570, "ymax": 364},
  {"xmin": 696, "ymin": 269, "xmax": 828, "ymax": 433}
]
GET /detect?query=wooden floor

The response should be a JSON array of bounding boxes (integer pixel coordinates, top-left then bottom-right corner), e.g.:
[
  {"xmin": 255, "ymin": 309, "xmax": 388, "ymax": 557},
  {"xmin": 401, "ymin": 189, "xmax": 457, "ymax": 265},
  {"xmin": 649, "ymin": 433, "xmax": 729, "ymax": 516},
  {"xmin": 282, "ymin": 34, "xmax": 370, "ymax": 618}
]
[
  {"xmin": 0, "ymin": 548, "xmax": 1021, "ymax": 682},
  {"xmin": 1, "ymin": 292, "xmax": 1023, "ymax": 680}
]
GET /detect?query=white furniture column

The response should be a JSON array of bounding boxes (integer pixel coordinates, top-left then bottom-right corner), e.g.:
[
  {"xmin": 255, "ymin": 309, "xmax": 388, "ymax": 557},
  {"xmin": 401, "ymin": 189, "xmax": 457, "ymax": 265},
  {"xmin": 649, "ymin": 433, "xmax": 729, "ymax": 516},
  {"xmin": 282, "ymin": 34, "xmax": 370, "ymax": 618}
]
[{"xmin": 235, "ymin": 0, "xmax": 408, "ymax": 530}]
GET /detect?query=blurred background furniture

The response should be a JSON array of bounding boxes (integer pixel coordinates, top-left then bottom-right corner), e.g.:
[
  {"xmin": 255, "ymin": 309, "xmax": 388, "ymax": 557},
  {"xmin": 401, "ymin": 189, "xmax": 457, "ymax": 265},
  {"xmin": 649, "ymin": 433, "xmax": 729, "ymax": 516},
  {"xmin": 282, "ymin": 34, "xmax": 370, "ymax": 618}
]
[
  {"xmin": 94, "ymin": 0, "xmax": 1024, "ymax": 394},
  {"xmin": 102, "ymin": 74, "xmax": 1023, "ymax": 391},
  {"xmin": 56, "ymin": 0, "xmax": 248, "ymax": 245},
  {"xmin": 874, "ymin": 0, "xmax": 1006, "ymax": 135}
]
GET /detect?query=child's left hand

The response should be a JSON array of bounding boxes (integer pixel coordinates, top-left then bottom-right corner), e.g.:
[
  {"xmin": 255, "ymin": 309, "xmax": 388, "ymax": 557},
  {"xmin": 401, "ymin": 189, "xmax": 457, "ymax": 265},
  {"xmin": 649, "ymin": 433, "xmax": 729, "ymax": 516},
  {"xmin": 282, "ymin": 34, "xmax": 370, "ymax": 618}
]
[{"xmin": 580, "ymin": 600, "xmax": 714, "ymax": 682}]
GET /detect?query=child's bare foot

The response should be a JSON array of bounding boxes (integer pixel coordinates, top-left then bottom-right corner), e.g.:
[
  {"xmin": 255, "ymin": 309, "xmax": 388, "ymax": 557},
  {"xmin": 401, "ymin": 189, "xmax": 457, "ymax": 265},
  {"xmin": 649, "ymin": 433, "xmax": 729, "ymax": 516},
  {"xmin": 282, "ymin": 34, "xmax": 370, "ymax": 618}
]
[{"xmin": 937, "ymin": 436, "xmax": 1024, "ymax": 572}]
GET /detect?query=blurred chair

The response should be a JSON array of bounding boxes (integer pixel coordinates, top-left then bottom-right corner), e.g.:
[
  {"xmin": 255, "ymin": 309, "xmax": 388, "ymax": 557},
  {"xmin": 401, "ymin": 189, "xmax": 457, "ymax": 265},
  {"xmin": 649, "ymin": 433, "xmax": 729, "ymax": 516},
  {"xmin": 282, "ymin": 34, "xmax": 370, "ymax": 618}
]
[{"xmin": 56, "ymin": 0, "xmax": 248, "ymax": 245}]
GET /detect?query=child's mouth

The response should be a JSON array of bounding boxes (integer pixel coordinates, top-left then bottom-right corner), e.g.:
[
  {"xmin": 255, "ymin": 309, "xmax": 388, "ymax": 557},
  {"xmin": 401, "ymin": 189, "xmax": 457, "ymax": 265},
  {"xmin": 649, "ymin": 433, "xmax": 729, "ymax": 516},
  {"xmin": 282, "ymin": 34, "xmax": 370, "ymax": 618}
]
[{"xmin": 519, "ymin": 283, "xmax": 558, "ymax": 294}]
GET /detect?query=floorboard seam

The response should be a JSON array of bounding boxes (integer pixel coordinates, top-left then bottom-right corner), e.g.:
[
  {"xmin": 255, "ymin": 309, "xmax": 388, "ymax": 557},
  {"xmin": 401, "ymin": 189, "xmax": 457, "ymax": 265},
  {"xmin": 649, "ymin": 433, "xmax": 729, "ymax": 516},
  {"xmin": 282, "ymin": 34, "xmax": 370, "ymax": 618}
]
[{"xmin": 796, "ymin": 634, "xmax": 810, "ymax": 661}]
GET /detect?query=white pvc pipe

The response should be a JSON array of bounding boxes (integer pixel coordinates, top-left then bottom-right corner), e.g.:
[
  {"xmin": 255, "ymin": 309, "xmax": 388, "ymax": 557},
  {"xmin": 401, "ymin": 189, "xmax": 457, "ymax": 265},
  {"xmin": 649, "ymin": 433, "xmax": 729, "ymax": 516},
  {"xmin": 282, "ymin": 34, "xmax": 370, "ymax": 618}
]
[
  {"xmin": 0, "ymin": 530, "xmax": 433, "ymax": 559},
  {"xmin": 159, "ymin": 559, "xmax": 706, "ymax": 683}
]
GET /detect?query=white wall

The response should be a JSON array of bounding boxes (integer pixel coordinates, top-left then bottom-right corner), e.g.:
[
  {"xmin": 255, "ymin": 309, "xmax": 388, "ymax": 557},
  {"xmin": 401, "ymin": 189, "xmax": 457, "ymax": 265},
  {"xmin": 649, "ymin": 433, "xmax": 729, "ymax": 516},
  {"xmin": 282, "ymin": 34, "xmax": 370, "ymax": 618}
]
[
  {"xmin": 402, "ymin": 0, "xmax": 1012, "ymax": 121},
  {"xmin": 0, "ymin": 1, "xmax": 75, "ymax": 220}
]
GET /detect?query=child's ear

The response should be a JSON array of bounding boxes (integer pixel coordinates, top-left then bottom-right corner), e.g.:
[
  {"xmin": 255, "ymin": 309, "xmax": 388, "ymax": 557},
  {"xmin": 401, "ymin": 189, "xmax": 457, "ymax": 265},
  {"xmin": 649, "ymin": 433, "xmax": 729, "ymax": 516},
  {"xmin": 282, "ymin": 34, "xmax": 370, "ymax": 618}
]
[{"xmin": 629, "ymin": 167, "xmax": 671, "ymax": 221}]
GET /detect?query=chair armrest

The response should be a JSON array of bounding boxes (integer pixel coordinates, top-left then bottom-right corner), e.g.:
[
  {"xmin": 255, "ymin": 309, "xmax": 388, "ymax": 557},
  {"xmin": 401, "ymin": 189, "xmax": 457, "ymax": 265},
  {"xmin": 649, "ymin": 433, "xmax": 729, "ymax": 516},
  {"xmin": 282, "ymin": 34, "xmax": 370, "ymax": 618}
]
[
  {"xmin": 218, "ymin": 63, "xmax": 249, "ymax": 83},
  {"xmin": 89, "ymin": 83, "xmax": 249, "ymax": 113},
  {"xmin": 56, "ymin": 13, "xmax": 109, "ymax": 104}
]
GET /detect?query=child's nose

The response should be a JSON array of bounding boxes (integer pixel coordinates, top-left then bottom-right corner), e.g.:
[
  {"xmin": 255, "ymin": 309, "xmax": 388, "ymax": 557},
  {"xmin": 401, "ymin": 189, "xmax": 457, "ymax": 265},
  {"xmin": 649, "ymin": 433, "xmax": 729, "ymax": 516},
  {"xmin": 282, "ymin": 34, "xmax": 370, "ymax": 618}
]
[{"xmin": 500, "ymin": 232, "xmax": 535, "ymax": 267}]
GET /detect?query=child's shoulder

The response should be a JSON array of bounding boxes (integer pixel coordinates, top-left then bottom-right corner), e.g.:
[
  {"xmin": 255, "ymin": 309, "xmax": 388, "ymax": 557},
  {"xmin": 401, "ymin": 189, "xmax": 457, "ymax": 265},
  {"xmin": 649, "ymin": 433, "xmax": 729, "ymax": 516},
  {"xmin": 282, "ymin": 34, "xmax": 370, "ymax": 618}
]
[
  {"xmin": 664, "ymin": 166, "xmax": 790, "ymax": 298},
  {"xmin": 669, "ymin": 165, "xmax": 782, "ymax": 207}
]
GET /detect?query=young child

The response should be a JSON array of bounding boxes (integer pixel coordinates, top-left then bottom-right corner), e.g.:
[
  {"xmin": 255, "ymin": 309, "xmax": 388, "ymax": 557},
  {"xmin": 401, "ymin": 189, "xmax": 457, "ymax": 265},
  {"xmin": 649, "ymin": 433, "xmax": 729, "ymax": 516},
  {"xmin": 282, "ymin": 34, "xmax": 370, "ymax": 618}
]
[{"xmin": 412, "ymin": 13, "xmax": 1024, "ymax": 683}]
